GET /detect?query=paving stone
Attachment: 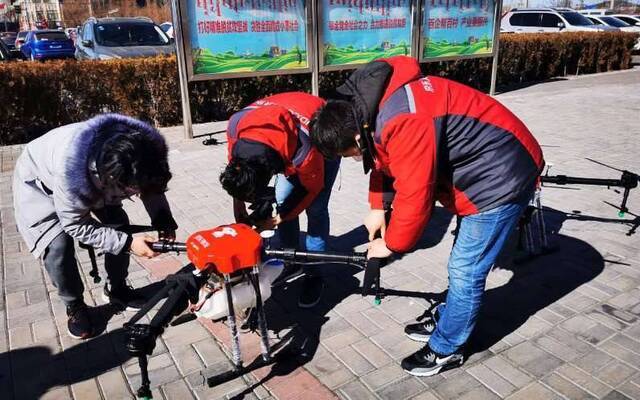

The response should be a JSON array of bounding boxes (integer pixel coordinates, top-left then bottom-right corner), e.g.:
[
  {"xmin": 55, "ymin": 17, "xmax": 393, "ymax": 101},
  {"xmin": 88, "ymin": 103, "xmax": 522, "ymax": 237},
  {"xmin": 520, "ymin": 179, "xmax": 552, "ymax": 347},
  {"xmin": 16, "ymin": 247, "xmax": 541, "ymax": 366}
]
[
  {"xmin": 610, "ymin": 334, "xmax": 640, "ymax": 355},
  {"xmin": 483, "ymin": 355, "xmax": 533, "ymax": 388},
  {"xmin": 376, "ymin": 376, "xmax": 426, "ymax": 400},
  {"xmin": 338, "ymin": 380, "xmax": 376, "ymax": 400},
  {"xmin": 602, "ymin": 390, "xmax": 634, "ymax": 400},
  {"xmin": 618, "ymin": 380, "xmax": 640, "ymax": 400},
  {"xmin": 70, "ymin": 378, "xmax": 102, "ymax": 400},
  {"xmin": 334, "ymin": 346, "xmax": 376, "ymax": 376},
  {"xmin": 410, "ymin": 391, "xmax": 440, "ymax": 400},
  {"xmin": 361, "ymin": 363, "xmax": 405, "ymax": 391},
  {"xmin": 324, "ymin": 328, "xmax": 365, "ymax": 352},
  {"xmin": 352, "ymin": 339, "xmax": 393, "ymax": 368},
  {"xmin": 535, "ymin": 334, "xmax": 583, "ymax": 362},
  {"xmin": 505, "ymin": 382, "xmax": 563, "ymax": 400},
  {"xmin": 543, "ymin": 372, "xmax": 598, "ymax": 400},
  {"xmin": 169, "ymin": 344, "xmax": 206, "ymax": 376},
  {"xmin": 41, "ymin": 387, "xmax": 72, "ymax": 400},
  {"xmin": 192, "ymin": 338, "xmax": 227, "ymax": 367},
  {"xmin": 594, "ymin": 360, "xmax": 638, "ymax": 387},
  {"xmin": 468, "ymin": 363, "xmax": 518, "ymax": 398},
  {"xmin": 433, "ymin": 371, "xmax": 482, "ymax": 399},
  {"xmin": 503, "ymin": 342, "xmax": 563, "ymax": 379},
  {"xmin": 162, "ymin": 379, "xmax": 195, "ymax": 399},
  {"xmin": 573, "ymin": 348, "xmax": 616, "ymax": 375},
  {"xmin": 561, "ymin": 314, "xmax": 617, "ymax": 345},
  {"xmin": 98, "ymin": 368, "xmax": 134, "ymax": 399},
  {"xmin": 370, "ymin": 329, "xmax": 421, "ymax": 360},
  {"xmin": 556, "ymin": 364, "xmax": 612, "ymax": 398},
  {"xmin": 600, "ymin": 340, "xmax": 640, "ymax": 369}
]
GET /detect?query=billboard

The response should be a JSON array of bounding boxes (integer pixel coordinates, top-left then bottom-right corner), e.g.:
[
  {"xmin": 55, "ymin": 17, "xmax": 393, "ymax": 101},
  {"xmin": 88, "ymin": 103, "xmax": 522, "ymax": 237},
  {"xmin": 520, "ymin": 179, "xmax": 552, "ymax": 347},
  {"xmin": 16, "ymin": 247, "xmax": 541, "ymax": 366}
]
[
  {"xmin": 421, "ymin": 0, "xmax": 496, "ymax": 60},
  {"xmin": 319, "ymin": 0, "xmax": 414, "ymax": 69},
  {"xmin": 185, "ymin": 0, "xmax": 311, "ymax": 79}
]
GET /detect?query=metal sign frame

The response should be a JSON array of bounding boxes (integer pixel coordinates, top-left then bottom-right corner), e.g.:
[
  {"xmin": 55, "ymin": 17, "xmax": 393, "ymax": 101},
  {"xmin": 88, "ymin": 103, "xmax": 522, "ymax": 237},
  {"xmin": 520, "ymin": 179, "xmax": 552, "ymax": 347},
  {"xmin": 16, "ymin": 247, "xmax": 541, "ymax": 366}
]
[
  {"xmin": 317, "ymin": 0, "xmax": 420, "ymax": 72},
  {"xmin": 177, "ymin": 0, "xmax": 315, "ymax": 82},
  {"xmin": 418, "ymin": 0, "xmax": 499, "ymax": 63}
]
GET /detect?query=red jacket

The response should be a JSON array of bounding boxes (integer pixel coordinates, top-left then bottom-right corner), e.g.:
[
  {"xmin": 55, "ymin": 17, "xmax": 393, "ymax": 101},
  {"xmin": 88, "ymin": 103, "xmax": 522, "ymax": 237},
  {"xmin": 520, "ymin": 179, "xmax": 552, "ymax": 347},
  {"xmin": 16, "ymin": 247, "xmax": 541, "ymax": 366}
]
[
  {"xmin": 226, "ymin": 92, "xmax": 326, "ymax": 221},
  {"xmin": 366, "ymin": 56, "xmax": 544, "ymax": 253}
]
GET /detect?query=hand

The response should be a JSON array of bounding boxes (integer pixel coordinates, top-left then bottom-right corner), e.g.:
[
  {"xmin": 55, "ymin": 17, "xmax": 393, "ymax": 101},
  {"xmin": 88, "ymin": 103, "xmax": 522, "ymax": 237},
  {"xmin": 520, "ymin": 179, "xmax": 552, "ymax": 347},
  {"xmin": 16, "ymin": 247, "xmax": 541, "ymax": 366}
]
[
  {"xmin": 130, "ymin": 235, "xmax": 159, "ymax": 259},
  {"xmin": 364, "ymin": 209, "xmax": 387, "ymax": 241},
  {"xmin": 254, "ymin": 214, "xmax": 282, "ymax": 232},
  {"xmin": 367, "ymin": 238, "xmax": 393, "ymax": 259},
  {"xmin": 158, "ymin": 229, "xmax": 176, "ymax": 242}
]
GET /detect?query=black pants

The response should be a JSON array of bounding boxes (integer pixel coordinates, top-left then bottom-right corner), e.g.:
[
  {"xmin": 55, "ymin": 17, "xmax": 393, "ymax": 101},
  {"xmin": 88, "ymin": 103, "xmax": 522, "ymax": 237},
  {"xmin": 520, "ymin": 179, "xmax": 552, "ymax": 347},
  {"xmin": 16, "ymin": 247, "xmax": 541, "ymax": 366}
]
[{"xmin": 42, "ymin": 206, "xmax": 130, "ymax": 307}]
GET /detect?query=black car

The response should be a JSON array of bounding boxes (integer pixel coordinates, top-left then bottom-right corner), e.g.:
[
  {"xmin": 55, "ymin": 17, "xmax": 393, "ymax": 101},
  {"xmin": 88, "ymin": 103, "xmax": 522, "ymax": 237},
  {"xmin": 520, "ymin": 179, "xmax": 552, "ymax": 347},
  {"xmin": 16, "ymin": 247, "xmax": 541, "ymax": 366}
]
[
  {"xmin": 0, "ymin": 31, "xmax": 21, "ymax": 59},
  {"xmin": 0, "ymin": 39, "xmax": 13, "ymax": 62}
]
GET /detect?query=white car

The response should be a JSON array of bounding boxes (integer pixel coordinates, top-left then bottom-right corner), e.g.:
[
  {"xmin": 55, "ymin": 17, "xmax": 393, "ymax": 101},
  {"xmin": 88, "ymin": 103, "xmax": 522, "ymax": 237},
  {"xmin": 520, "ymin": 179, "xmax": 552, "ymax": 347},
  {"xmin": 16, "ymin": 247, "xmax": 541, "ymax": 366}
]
[
  {"xmin": 612, "ymin": 15, "xmax": 640, "ymax": 27},
  {"xmin": 586, "ymin": 15, "xmax": 640, "ymax": 50},
  {"xmin": 501, "ymin": 7, "xmax": 619, "ymax": 33}
]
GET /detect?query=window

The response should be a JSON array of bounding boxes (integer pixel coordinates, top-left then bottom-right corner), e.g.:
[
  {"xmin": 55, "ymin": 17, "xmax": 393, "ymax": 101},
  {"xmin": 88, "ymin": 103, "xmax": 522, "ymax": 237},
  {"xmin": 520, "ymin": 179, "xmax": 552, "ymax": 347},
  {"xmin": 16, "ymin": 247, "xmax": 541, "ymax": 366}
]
[
  {"xmin": 510, "ymin": 12, "xmax": 541, "ymax": 27},
  {"xmin": 588, "ymin": 17, "xmax": 603, "ymax": 25},
  {"xmin": 558, "ymin": 11, "xmax": 594, "ymax": 26},
  {"xmin": 600, "ymin": 17, "xmax": 630, "ymax": 27},
  {"xmin": 616, "ymin": 16, "xmax": 638, "ymax": 25},
  {"xmin": 83, "ymin": 23, "xmax": 93, "ymax": 41},
  {"xmin": 34, "ymin": 31, "xmax": 68, "ymax": 41},
  {"xmin": 541, "ymin": 13, "xmax": 562, "ymax": 27},
  {"xmin": 94, "ymin": 23, "xmax": 169, "ymax": 47}
]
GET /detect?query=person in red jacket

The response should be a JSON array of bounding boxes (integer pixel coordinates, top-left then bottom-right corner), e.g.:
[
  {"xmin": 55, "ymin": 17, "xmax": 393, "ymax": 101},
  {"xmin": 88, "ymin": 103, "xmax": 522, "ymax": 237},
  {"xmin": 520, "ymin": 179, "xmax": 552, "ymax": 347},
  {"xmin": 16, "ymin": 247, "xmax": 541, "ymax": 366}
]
[
  {"xmin": 311, "ymin": 56, "xmax": 544, "ymax": 376},
  {"xmin": 220, "ymin": 92, "xmax": 341, "ymax": 308}
]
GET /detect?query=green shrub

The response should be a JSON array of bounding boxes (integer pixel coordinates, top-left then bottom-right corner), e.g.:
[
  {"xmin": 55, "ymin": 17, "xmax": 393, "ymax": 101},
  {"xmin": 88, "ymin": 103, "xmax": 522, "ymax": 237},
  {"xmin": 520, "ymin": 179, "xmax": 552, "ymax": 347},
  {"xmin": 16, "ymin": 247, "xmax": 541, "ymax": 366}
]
[{"xmin": 0, "ymin": 31, "xmax": 636, "ymax": 145}]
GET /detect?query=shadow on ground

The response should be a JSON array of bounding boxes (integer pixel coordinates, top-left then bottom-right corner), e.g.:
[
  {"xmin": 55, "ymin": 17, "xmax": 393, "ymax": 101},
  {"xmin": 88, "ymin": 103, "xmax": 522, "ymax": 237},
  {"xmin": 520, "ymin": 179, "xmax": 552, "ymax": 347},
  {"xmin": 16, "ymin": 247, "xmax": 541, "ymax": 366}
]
[{"xmin": 233, "ymin": 205, "xmax": 607, "ymax": 397}]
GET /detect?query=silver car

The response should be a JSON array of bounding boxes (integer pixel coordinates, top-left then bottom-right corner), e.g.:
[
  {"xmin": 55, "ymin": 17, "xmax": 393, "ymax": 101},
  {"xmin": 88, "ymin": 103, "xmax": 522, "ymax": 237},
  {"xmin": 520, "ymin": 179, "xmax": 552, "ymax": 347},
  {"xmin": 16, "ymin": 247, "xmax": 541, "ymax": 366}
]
[{"xmin": 76, "ymin": 16, "xmax": 174, "ymax": 60}]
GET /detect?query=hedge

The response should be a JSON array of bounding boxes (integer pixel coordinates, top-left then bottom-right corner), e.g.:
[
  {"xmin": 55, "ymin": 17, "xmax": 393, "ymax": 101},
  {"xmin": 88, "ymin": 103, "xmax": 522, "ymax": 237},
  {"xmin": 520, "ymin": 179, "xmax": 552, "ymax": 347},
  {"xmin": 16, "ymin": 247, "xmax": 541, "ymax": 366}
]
[{"xmin": 0, "ymin": 31, "xmax": 637, "ymax": 145}]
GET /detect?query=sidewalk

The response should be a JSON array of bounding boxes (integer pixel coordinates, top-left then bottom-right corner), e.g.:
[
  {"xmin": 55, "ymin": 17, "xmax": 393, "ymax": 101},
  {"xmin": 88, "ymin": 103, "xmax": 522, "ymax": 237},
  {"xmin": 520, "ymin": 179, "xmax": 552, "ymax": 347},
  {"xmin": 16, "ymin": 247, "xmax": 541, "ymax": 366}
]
[{"xmin": 1, "ymin": 68, "xmax": 639, "ymax": 400}]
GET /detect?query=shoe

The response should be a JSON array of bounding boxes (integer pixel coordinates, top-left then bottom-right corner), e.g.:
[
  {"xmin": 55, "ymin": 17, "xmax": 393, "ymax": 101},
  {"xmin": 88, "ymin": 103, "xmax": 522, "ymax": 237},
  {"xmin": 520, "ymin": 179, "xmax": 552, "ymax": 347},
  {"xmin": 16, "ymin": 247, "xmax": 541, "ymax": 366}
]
[
  {"xmin": 66, "ymin": 302, "xmax": 93, "ymax": 340},
  {"xmin": 401, "ymin": 343, "xmax": 464, "ymax": 377},
  {"xmin": 102, "ymin": 284, "xmax": 147, "ymax": 311},
  {"xmin": 298, "ymin": 276, "xmax": 324, "ymax": 308},
  {"xmin": 404, "ymin": 303, "xmax": 443, "ymax": 342}
]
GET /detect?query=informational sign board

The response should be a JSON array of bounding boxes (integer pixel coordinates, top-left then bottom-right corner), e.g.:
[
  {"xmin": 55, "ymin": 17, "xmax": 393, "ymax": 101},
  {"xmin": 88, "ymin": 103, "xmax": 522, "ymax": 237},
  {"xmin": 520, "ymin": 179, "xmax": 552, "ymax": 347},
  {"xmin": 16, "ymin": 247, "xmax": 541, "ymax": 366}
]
[
  {"xmin": 183, "ymin": 0, "xmax": 312, "ymax": 80},
  {"xmin": 420, "ymin": 0, "xmax": 496, "ymax": 61},
  {"xmin": 318, "ymin": 0, "xmax": 415, "ymax": 70}
]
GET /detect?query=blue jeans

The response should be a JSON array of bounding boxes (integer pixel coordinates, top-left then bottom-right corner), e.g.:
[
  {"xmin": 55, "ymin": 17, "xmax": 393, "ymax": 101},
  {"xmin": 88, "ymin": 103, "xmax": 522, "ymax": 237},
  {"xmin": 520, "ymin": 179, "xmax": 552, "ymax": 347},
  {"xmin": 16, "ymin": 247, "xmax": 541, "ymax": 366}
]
[
  {"xmin": 275, "ymin": 158, "xmax": 341, "ymax": 259},
  {"xmin": 428, "ymin": 194, "xmax": 531, "ymax": 355}
]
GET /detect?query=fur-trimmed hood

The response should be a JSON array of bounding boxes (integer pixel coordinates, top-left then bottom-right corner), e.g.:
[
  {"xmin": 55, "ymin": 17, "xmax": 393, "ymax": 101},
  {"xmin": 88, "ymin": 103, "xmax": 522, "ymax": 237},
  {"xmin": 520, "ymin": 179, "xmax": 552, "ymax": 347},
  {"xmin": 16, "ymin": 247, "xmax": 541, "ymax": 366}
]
[{"xmin": 64, "ymin": 113, "xmax": 168, "ymax": 204}]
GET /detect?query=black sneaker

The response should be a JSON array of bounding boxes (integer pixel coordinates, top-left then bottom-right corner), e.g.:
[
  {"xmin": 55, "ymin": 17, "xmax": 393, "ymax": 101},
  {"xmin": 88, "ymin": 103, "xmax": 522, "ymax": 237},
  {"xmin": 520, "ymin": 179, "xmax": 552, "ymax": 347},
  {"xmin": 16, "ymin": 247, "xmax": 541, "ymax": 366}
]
[
  {"xmin": 102, "ymin": 284, "xmax": 147, "ymax": 311},
  {"xmin": 404, "ymin": 303, "xmax": 443, "ymax": 342},
  {"xmin": 298, "ymin": 276, "xmax": 324, "ymax": 308},
  {"xmin": 401, "ymin": 344, "xmax": 464, "ymax": 377},
  {"xmin": 66, "ymin": 302, "xmax": 94, "ymax": 340}
]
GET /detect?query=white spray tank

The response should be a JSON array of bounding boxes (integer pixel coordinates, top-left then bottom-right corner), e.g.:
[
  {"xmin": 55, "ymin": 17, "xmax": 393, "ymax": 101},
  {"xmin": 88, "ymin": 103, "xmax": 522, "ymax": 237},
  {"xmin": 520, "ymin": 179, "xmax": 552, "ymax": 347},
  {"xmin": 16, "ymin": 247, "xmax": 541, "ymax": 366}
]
[{"xmin": 194, "ymin": 259, "xmax": 284, "ymax": 320}]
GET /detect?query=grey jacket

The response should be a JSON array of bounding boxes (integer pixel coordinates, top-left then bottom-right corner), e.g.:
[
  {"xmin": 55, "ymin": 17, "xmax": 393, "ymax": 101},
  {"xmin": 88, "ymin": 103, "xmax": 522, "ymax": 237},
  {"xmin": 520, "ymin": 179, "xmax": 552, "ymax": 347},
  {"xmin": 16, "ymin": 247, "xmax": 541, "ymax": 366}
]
[{"xmin": 12, "ymin": 114, "xmax": 177, "ymax": 258}]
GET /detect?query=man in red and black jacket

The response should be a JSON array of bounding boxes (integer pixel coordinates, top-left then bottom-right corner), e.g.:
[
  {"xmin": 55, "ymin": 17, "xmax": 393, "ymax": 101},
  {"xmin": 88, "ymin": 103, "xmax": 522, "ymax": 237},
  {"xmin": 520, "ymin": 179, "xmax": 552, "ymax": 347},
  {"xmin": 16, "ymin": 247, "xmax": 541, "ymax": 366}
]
[
  {"xmin": 220, "ymin": 92, "xmax": 341, "ymax": 308},
  {"xmin": 311, "ymin": 56, "xmax": 544, "ymax": 376}
]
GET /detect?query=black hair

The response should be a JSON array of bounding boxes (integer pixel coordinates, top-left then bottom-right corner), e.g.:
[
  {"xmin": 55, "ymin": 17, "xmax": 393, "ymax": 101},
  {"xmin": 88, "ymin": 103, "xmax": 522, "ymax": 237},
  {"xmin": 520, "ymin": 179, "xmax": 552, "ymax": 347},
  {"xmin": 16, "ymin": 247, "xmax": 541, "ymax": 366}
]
[
  {"xmin": 98, "ymin": 131, "xmax": 171, "ymax": 195},
  {"xmin": 310, "ymin": 100, "xmax": 359, "ymax": 159},
  {"xmin": 219, "ymin": 157, "xmax": 274, "ymax": 203}
]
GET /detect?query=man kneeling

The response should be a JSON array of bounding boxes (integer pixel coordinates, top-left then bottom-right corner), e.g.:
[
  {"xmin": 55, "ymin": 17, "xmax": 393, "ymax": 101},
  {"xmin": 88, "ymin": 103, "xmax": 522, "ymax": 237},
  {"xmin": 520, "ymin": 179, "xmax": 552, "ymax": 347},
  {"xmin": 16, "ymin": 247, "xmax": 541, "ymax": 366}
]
[{"xmin": 13, "ymin": 114, "xmax": 178, "ymax": 339}]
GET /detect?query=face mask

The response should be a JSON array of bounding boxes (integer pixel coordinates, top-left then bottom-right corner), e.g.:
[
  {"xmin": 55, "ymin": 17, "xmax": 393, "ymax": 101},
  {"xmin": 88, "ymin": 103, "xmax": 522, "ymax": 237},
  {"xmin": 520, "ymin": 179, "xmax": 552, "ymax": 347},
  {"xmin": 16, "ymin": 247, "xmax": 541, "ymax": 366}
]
[{"xmin": 352, "ymin": 155, "xmax": 363, "ymax": 162}]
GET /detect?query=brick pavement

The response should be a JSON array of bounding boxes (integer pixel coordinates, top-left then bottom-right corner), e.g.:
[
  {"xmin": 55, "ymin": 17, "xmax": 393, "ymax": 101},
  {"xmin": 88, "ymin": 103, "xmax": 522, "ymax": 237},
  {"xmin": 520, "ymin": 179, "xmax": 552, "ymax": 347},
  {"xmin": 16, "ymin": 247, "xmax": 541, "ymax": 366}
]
[{"xmin": 1, "ymin": 68, "xmax": 640, "ymax": 399}]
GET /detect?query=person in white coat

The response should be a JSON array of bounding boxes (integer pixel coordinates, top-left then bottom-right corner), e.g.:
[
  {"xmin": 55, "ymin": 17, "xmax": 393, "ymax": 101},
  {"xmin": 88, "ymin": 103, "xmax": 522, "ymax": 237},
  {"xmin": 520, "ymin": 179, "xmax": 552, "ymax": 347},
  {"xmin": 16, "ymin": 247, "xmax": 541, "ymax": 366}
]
[{"xmin": 12, "ymin": 114, "xmax": 178, "ymax": 339}]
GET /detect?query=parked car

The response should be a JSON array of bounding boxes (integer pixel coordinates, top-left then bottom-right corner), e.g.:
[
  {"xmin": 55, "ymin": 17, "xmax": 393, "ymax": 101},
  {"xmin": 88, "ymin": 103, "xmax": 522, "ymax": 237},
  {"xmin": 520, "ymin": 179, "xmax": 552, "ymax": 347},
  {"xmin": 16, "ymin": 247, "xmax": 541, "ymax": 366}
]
[
  {"xmin": 0, "ymin": 39, "xmax": 13, "ymax": 62},
  {"xmin": 15, "ymin": 31, "xmax": 28, "ymax": 50},
  {"xmin": 160, "ymin": 22, "xmax": 174, "ymax": 39},
  {"xmin": 585, "ymin": 15, "xmax": 640, "ymax": 50},
  {"xmin": 20, "ymin": 30, "xmax": 76, "ymax": 61},
  {"xmin": 0, "ymin": 31, "xmax": 21, "ymax": 58},
  {"xmin": 76, "ymin": 17, "xmax": 174, "ymax": 60},
  {"xmin": 501, "ymin": 7, "xmax": 619, "ymax": 33},
  {"xmin": 578, "ymin": 8, "xmax": 614, "ymax": 16},
  {"xmin": 612, "ymin": 15, "xmax": 640, "ymax": 27}
]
